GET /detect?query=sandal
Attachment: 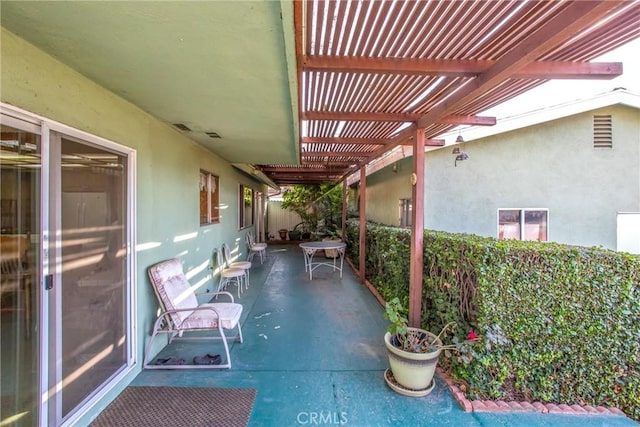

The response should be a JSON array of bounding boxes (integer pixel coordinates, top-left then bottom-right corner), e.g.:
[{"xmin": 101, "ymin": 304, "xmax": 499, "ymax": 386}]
[
  {"xmin": 155, "ymin": 357, "xmax": 185, "ymax": 365},
  {"xmin": 193, "ymin": 354, "xmax": 222, "ymax": 365}
]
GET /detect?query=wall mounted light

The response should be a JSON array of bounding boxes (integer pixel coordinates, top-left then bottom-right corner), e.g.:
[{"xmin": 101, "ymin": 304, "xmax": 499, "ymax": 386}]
[
  {"xmin": 453, "ymin": 132, "xmax": 468, "ymax": 166},
  {"xmin": 455, "ymin": 152, "xmax": 469, "ymax": 167}
]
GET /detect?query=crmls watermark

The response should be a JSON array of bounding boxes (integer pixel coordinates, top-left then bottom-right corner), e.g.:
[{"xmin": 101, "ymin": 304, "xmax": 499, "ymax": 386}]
[{"xmin": 296, "ymin": 411, "xmax": 348, "ymax": 425}]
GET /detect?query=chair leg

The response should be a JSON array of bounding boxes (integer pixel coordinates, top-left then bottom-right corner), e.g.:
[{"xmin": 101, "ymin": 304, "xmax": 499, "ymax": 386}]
[
  {"xmin": 218, "ymin": 323, "xmax": 232, "ymax": 369},
  {"xmin": 236, "ymin": 321, "xmax": 243, "ymax": 343}
]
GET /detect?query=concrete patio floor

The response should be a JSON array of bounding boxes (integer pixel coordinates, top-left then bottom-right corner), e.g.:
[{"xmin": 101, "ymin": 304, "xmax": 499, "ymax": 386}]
[{"xmin": 132, "ymin": 245, "xmax": 637, "ymax": 427}]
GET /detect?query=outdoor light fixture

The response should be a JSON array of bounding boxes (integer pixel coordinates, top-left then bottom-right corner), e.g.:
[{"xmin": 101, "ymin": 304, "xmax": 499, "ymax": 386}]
[
  {"xmin": 452, "ymin": 132, "xmax": 468, "ymax": 166},
  {"xmin": 455, "ymin": 152, "xmax": 469, "ymax": 167}
]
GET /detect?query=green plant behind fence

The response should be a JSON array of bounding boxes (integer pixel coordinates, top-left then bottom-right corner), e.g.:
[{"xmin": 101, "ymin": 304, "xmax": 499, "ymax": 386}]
[{"xmin": 345, "ymin": 219, "xmax": 640, "ymax": 420}]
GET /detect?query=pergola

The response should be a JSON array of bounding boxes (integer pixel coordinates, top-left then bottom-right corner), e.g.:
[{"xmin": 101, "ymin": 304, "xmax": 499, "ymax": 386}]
[
  {"xmin": 2, "ymin": 1, "xmax": 639, "ymax": 325},
  {"xmin": 256, "ymin": 0, "xmax": 640, "ymax": 326},
  {"xmin": 257, "ymin": 1, "xmax": 639, "ymax": 185}
]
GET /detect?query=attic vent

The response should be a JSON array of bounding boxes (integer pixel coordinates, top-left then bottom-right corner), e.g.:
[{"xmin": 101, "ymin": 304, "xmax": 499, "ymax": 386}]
[
  {"xmin": 593, "ymin": 115, "xmax": 612, "ymax": 149},
  {"xmin": 173, "ymin": 123, "xmax": 191, "ymax": 132},
  {"xmin": 206, "ymin": 132, "xmax": 221, "ymax": 139}
]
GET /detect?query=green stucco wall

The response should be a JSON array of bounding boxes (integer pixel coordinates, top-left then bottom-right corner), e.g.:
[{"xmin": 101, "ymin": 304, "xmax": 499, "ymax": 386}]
[
  {"xmin": 363, "ymin": 157, "xmax": 413, "ymax": 226},
  {"xmin": 1, "ymin": 28, "xmax": 265, "ymax": 423}
]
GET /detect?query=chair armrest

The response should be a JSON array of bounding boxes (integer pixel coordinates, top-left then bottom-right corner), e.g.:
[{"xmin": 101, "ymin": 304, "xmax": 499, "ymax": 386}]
[
  {"xmin": 154, "ymin": 305, "xmax": 224, "ymax": 330},
  {"xmin": 196, "ymin": 290, "xmax": 235, "ymax": 303}
]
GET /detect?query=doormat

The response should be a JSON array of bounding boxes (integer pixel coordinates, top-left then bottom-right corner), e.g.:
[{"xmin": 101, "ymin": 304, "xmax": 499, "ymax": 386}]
[{"xmin": 90, "ymin": 386, "xmax": 257, "ymax": 427}]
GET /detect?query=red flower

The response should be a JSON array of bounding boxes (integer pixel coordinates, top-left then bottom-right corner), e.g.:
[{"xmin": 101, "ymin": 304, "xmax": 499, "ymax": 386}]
[{"xmin": 466, "ymin": 330, "xmax": 477, "ymax": 341}]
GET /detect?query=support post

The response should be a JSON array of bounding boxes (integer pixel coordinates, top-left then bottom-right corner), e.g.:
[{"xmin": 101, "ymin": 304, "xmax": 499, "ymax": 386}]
[
  {"xmin": 409, "ymin": 129, "xmax": 425, "ymax": 327},
  {"xmin": 341, "ymin": 180, "xmax": 347, "ymax": 241},
  {"xmin": 358, "ymin": 167, "xmax": 367, "ymax": 283}
]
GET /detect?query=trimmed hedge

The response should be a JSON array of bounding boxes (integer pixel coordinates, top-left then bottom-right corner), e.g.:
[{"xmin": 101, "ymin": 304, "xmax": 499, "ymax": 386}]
[{"xmin": 346, "ymin": 219, "xmax": 640, "ymax": 420}]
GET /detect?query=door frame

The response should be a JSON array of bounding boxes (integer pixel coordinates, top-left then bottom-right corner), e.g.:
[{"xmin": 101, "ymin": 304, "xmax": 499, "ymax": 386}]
[{"xmin": 1, "ymin": 102, "xmax": 137, "ymax": 427}]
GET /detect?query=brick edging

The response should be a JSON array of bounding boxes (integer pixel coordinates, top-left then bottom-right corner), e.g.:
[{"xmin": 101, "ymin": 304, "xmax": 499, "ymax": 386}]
[{"xmin": 436, "ymin": 367, "xmax": 627, "ymax": 417}]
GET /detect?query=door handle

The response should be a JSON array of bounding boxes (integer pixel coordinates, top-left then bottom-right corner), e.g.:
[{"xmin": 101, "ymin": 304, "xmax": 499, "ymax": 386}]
[{"xmin": 45, "ymin": 274, "xmax": 53, "ymax": 290}]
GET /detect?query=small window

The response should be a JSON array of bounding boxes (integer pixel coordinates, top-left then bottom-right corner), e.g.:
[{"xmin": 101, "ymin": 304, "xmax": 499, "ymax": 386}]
[
  {"xmin": 498, "ymin": 209, "xmax": 548, "ymax": 241},
  {"xmin": 239, "ymin": 185, "xmax": 254, "ymax": 229},
  {"xmin": 399, "ymin": 198, "xmax": 412, "ymax": 228},
  {"xmin": 593, "ymin": 114, "xmax": 612, "ymax": 149},
  {"xmin": 200, "ymin": 170, "xmax": 219, "ymax": 225}
]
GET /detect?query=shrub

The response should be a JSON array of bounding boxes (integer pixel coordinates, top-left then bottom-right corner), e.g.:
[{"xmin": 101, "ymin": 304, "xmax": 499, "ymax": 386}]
[{"xmin": 345, "ymin": 219, "xmax": 640, "ymax": 420}]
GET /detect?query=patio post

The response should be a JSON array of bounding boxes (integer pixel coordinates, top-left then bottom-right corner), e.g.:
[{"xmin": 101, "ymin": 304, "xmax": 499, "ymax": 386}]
[
  {"xmin": 359, "ymin": 167, "xmax": 367, "ymax": 283},
  {"xmin": 409, "ymin": 128, "xmax": 425, "ymax": 327},
  {"xmin": 341, "ymin": 179, "xmax": 347, "ymax": 241}
]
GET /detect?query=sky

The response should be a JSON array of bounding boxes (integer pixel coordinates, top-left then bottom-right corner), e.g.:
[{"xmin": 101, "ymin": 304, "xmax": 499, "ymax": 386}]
[{"xmin": 481, "ymin": 37, "xmax": 640, "ymax": 119}]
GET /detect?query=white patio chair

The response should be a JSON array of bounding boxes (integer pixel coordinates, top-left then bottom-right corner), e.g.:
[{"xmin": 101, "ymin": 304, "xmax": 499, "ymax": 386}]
[
  {"xmin": 222, "ymin": 243, "xmax": 251, "ymax": 290},
  {"xmin": 215, "ymin": 246, "xmax": 246, "ymax": 298},
  {"xmin": 143, "ymin": 258, "xmax": 243, "ymax": 369},
  {"xmin": 245, "ymin": 231, "xmax": 267, "ymax": 264}
]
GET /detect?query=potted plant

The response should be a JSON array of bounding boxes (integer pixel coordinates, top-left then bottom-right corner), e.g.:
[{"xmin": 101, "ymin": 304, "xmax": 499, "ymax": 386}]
[
  {"xmin": 278, "ymin": 229, "xmax": 288, "ymax": 240},
  {"xmin": 383, "ymin": 297, "xmax": 456, "ymax": 397},
  {"xmin": 288, "ymin": 222, "xmax": 304, "ymax": 241}
]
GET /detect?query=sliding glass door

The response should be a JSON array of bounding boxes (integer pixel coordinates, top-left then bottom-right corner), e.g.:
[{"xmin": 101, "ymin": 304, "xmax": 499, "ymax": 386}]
[
  {"xmin": 1, "ymin": 106, "xmax": 135, "ymax": 426},
  {"xmin": 0, "ymin": 122, "xmax": 41, "ymax": 426},
  {"xmin": 53, "ymin": 133, "xmax": 129, "ymax": 420}
]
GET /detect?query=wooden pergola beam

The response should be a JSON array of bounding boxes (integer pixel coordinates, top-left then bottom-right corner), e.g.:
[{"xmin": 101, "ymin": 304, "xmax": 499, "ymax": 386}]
[
  {"xmin": 438, "ymin": 116, "xmax": 496, "ymax": 126},
  {"xmin": 416, "ymin": 1, "xmax": 624, "ymax": 130},
  {"xmin": 301, "ymin": 151, "xmax": 376, "ymax": 157},
  {"xmin": 266, "ymin": 170, "xmax": 346, "ymax": 175},
  {"xmin": 303, "ymin": 55, "xmax": 622, "ymax": 80},
  {"xmin": 368, "ymin": 1, "xmax": 623, "ymax": 162},
  {"xmin": 301, "ymin": 160, "xmax": 364, "ymax": 165},
  {"xmin": 302, "ymin": 137, "xmax": 389, "ymax": 145},
  {"xmin": 400, "ymin": 139, "xmax": 445, "ymax": 147},
  {"xmin": 303, "ymin": 111, "xmax": 496, "ymax": 125}
]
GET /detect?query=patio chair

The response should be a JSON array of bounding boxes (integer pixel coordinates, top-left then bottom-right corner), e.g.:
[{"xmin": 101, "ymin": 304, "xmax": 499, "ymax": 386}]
[
  {"xmin": 245, "ymin": 231, "xmax": 267, "ymax": 264},
  {"xmin": 214, "ymin": 246, "xmax": 246, "ymax": 298},
  {"xmin": 222, "ymin": 243, "xmax": 251, "ymax": 290},
  {"xmin": 144, "ymin": 258, "xmax": 243, "ymax": 370}
]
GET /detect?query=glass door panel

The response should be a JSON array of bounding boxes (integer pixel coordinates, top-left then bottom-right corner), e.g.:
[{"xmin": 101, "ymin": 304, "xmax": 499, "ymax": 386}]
[
  {"xmin": 58, "ymin": 136, "xmax": 127, "ymax": 418},
  {"xmin": 0, "ymin": 124, "xmax": 41, "ymax": 426}
]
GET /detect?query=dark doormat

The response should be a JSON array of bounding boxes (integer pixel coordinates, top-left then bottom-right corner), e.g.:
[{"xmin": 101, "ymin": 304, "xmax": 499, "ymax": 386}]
[{"xmin": 90, "ymin": 386, "xmax": 257, "ymax": 427}]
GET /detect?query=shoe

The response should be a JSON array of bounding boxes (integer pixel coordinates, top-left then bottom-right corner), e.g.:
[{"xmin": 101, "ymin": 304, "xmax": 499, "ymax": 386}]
[
  {"xmin": 155, "ymin": 357, "xmax": 185, "ymax": 365},
  {"xmin": 193, "ymin": 354, "xmax": 222, "ymax": 365}
]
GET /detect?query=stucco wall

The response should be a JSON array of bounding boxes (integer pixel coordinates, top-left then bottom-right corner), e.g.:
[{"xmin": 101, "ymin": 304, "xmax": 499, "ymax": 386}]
[
  {"xmin": 424, "ymin": 105, "xmax": 640, "ymax": 249},
  {"xmin": 1, "ymin": 28, "xmax": 266, "ymax": 422},
  {"xmin": 363, "ymin": 157, "xmax": 413, "ymax": 226},
  {"xmin": 360, "ymin": 105, "xmax": 640, "ymax": 250}
]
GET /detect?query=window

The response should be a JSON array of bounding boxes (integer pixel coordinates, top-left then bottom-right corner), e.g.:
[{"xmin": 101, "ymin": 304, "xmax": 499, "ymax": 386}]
[
  {"xmin": 239, "ymin": 184, "xmax": 254, "ymax": 229},
  {"xmin": 200, "ymin": 170, "xmax": 219, "ymax": 225},
  {"xmin": 498, "ymin": 209, "xmax": 548, "ymax": 241},
  {"xmin": 399, "ymin": 198, "xmax": 412, "ymax": 227}
]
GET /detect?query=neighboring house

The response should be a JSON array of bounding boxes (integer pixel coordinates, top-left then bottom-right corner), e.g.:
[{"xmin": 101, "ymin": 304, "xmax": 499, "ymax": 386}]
[{"xmin": 354, "ymin": 89, "xmax": 640, "ymax": 253}]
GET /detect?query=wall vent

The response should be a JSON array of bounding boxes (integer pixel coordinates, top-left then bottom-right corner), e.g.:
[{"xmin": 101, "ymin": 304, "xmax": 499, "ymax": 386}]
[
  {"xmin": 593, "ymin": 115, "xmax": 612, "ymax": 149},
  {"xmin": 206, "ymin": 132, "xmax": 221, "ymax": 139},
  {"xmin": 173, "ymin": 123, "xmax": 191, "ymax": 132}
]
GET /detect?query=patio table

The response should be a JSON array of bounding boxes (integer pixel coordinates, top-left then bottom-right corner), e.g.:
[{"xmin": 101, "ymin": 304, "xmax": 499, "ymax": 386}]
[{"xmin": 299, "ymin": 241, "xmax": 346, "ymax": 280}]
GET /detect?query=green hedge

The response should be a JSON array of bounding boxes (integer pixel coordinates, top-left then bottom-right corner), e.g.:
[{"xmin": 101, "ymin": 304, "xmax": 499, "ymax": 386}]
[{"xmin": 345, "ymin": 219, "xmax": 640, "ymax": 419}]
